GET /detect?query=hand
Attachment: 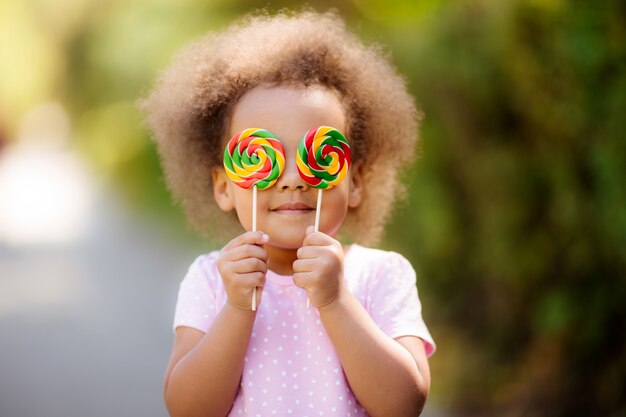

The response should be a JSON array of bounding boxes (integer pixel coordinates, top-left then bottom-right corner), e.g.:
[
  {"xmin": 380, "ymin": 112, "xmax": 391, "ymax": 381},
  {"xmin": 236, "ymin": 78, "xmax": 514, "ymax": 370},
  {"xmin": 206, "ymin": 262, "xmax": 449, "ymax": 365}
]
[
  {"xmin": 293, "ymin": 226, "xmax": 345, "ymax": 309},
  {"xmin": 217, "ymin": 231, "xmax": 269, "ymax": 311}
]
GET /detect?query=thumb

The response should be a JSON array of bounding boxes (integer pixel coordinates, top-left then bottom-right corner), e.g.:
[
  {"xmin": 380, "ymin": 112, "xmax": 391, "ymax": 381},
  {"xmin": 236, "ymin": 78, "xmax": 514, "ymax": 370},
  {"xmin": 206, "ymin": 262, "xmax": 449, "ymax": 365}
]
[{"xmin": 305, "ymin": 225, "xmax": 315, "ymax": 236}]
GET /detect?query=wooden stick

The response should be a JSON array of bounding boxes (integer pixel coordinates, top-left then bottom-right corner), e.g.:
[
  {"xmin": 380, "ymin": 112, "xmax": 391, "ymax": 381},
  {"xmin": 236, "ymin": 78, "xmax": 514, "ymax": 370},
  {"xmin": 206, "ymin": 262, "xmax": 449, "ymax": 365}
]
[
  {"xmin": 251, "ymin": 185, "xmax": 257, "ymax": 311},
  {"xmin": 314, "ymin": 188, "xmax": 322, "ymax": 232},
  {"xmin": 252, "ymin": 185, "xmax": 257, "ymax": 232},
  {"xmin": 308, "ymin": 188, "xmax": 324, "ymax": 308}
]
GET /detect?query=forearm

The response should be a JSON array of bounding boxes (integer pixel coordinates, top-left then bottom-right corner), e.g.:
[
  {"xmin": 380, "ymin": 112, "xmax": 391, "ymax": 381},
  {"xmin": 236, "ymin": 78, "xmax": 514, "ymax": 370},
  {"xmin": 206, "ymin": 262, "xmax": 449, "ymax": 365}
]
[
  {"xmin": 318, "ymin": 289, "xmax": 429, "ymax": 417},
  {"xmin": 165, "ymin": 304, "xmax": 256, "ymax": 417}
]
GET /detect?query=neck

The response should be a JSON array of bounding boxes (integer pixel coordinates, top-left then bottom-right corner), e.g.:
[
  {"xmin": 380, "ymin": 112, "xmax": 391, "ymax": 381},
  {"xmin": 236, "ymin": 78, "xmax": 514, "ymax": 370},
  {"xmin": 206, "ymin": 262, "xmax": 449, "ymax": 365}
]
[
  {"xmin": 264, "ymin": 244, "xmax": 299, "ymax": 275},
  {"xmin": 263, "ymin": 241, "xmax": 354, "ymax": 276}
]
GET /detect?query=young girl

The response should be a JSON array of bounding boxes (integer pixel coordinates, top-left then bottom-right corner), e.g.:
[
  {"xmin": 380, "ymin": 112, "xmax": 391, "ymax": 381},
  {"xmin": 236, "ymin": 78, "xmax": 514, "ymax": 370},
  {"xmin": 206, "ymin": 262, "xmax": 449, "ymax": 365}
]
[{"xmin": 142, "ymin": 10, "xmax": 436, "ymax": 417}]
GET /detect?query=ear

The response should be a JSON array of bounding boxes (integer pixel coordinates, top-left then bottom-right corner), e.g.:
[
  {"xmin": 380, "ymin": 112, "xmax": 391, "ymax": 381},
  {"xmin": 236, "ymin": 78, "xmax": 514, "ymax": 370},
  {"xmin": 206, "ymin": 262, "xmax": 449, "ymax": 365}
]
[
  {"xmin": 212, "ymin": 167, "xmax": 235, "ymax": 211},
  {"xmin": 347, "ymin": 163, "xmax": 363, "ymax": 208}
]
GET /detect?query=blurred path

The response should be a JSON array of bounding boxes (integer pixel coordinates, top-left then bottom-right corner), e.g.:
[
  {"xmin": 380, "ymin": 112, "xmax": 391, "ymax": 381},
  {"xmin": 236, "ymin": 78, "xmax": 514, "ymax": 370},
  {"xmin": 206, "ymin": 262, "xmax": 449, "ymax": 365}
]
[{"xmin": 0, "ymin": 138, "xmax": 202, "ymax": 416}]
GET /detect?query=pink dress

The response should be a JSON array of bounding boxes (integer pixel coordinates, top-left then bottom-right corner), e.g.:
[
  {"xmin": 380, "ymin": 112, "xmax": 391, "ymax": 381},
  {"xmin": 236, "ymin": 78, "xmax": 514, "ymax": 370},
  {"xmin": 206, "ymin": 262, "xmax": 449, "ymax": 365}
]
[{"xmin": 174, "ymin": 244, "xmax": 436, "ymax": 417}]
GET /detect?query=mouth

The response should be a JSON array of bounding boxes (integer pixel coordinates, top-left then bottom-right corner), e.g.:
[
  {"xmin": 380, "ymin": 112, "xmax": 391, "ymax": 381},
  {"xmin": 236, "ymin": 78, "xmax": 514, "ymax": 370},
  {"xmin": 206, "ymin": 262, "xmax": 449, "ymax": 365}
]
[{"xmin": 270, "ymin": 202, "xmax": 315, "ymax": 214}]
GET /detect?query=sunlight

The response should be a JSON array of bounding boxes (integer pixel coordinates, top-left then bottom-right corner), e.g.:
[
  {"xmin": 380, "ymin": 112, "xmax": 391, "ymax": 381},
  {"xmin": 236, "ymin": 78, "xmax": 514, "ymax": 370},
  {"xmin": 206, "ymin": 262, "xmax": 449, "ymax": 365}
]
[{"xmin": 0, "ymin": 103, "xmax": 96, "ymax": 246}]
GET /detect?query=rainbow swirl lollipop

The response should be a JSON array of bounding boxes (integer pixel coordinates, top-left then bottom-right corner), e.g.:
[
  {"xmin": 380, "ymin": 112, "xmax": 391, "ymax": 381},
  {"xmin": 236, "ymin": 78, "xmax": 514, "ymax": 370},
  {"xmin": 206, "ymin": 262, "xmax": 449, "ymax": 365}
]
[
  {"xmin": 223, "ymin": 128, "xmax": 285, "ymax": 311},
  {"xmin": 224, "ymin": 128, "xmax": 286, "ymax": 190},
  {"xmin": 296, "ymin": 126, "xmax": 351, "ymax": 308},
  {"xmin": 296, "ymin": 126, "xmax": 351, "ymax": 189}
]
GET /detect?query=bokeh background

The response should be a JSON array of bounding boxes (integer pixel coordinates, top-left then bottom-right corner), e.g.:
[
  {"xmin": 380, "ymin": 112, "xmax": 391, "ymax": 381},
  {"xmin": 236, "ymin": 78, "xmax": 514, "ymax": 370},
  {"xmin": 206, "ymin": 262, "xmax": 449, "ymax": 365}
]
[{"xmin": 1, "ymin": 0, "xmax": 625, "ymax": 416}]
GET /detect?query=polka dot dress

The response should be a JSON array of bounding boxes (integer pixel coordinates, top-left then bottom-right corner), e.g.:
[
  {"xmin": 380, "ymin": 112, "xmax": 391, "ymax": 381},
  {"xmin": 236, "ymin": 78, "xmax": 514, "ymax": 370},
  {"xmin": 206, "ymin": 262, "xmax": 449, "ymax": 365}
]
[{"xmin": 174, "ymin": 245, "xmax": 435, "ymax": 417}]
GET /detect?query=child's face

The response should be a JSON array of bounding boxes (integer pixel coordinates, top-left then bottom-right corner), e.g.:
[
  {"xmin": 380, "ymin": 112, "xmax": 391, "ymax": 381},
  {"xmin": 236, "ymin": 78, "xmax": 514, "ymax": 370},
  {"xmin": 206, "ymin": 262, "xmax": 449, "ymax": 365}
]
[{"xmin": 212, "ymin": 85, "xmax": 362, "ymax": 249}]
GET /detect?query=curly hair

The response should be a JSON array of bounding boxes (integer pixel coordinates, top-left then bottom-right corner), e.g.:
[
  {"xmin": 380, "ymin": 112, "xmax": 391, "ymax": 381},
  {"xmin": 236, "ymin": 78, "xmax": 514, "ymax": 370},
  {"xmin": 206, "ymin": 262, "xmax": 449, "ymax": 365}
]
[{"xmin": 140, "ymin": 9, "xmax": 421, "ymax": 244}]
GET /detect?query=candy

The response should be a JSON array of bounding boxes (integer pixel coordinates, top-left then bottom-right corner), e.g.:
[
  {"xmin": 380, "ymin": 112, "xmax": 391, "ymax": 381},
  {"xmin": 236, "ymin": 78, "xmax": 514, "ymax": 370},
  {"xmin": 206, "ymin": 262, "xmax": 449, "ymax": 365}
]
[
  {"xmin": 295, "ymin": 126, "xmax": 351, "ymax": 309},
  {"xmin": 224, "ymin": 128, "xmax": 286, "ymax": 190},
  {"xmin": 223, "ymin": 128, "xmax": 285, "ymax": 312},
  {"xmin": 296, "ymin": 126, "xmax": 351, "ymax": 189}
]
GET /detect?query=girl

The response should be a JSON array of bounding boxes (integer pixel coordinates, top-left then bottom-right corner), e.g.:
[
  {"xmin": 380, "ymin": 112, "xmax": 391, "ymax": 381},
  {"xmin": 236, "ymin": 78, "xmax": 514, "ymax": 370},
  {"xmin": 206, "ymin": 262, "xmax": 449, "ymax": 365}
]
[{"xmin": 142, "ymin": 10, "xmax": 436, "ymax": 417}]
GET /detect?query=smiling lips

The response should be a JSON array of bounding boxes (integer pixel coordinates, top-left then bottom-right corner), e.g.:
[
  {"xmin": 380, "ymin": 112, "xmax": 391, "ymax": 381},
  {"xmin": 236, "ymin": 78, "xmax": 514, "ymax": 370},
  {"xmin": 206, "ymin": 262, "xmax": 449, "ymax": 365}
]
[{"xmin": 271, "ymin": 202, "xmax": 314, "ymax": 214}]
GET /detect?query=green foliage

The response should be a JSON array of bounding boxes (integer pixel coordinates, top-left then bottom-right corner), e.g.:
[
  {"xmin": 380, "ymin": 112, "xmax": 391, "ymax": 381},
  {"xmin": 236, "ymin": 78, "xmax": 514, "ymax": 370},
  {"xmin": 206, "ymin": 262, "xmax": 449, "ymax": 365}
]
[{"xmin": 385, "ymin": 0, "xmax": 626, "ymax": 415}]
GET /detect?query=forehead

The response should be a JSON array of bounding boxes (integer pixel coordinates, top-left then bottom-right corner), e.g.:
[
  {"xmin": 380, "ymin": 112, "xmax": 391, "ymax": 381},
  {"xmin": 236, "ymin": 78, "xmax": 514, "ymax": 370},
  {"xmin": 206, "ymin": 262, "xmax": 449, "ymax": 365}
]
[{"xmin": 229, "ymin": 84, "xmax": 347, "ymax": 146}]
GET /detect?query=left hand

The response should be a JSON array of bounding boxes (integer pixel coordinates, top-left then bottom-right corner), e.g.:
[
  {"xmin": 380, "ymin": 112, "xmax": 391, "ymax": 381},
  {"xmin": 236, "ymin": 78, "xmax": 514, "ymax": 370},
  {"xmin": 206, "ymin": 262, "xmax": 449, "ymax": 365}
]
[{"xmin": 293, "ymin": 226, "xmax": 345, "ymax": 309}]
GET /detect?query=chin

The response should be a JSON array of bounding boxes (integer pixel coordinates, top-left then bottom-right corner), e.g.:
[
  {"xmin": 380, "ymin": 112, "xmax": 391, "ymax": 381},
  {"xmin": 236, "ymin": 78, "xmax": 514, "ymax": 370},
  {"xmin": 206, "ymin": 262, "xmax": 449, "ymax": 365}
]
[{"xmin": 267, "ymin": 233, "xmax": 307, "ymax": 249}]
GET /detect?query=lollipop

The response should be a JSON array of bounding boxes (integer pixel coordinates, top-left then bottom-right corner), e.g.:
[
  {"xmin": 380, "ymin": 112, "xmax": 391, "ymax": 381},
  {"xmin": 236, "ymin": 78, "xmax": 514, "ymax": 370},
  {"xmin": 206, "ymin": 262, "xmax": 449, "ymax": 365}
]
[
  {"xmin": 224, "ymin": 128, "xmax": 285, "ymax": 192},
  {"xmin": 224, "ymin": 128, "xmax": 285, "ymax": 310},
  {"xmin": 296, "ymin": 126, "xmax": 351, "ymax": 232},
  {"xmin": 296, "ymin": 126, "xmax": 351, "ymax": 308}
]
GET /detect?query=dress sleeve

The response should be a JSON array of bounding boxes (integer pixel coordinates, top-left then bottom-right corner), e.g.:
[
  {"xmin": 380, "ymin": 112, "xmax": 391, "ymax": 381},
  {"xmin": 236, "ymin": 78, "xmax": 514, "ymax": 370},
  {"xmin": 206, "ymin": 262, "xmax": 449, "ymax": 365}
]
[
  {"xmin": 172, "ymin": 253, "xmax": 221, "ymax": 333},
  {"xmin": 368, "ymin": 252, "xmax": 436, "ymax": 356}
]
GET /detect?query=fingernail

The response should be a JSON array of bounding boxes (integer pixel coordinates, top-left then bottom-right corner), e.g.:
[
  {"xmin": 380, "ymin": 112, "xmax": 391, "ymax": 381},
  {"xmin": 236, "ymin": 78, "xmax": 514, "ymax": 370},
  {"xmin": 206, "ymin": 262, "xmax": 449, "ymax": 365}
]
[{"xmin": 261, "ymin": 233, "xmax": 269, "ymax": 242}]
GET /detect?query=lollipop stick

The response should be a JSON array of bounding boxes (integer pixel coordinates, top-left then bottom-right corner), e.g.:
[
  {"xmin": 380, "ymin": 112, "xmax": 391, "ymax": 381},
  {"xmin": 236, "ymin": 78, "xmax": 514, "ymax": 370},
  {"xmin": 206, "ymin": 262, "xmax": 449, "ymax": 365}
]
[
  {"xmin": 251, "ymin": 185, "xmax": 257, "ymax": 311},
  {"xmin": 252, "ymin": 185, "xmax": 257, "ymax": 232},
  {"xmin": 314, "ymin": 188, "xmax": 323, "ymax": 232},
  {"xmin": 308, "ymin": 188, "xmax": 324, "ymax": 308}
]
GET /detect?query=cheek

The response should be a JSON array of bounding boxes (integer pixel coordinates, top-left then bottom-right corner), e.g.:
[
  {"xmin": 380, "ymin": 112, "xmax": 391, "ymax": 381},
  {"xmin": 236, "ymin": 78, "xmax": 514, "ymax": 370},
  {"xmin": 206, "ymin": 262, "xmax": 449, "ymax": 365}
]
[
  {"xmin": 230, "ymin": 185, "xmax": 253, "ymax": 212},
  {"xmin": 326, "ymin": 186, "xmax": 351, "ymax": 215}
]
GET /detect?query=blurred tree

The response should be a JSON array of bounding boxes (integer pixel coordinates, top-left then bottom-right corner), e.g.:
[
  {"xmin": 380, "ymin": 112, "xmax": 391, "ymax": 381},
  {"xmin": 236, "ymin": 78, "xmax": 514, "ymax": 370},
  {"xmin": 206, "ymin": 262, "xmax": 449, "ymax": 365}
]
[{"xmin": 386, "ymin": 0, "xmax": 626, "ymax": 415}]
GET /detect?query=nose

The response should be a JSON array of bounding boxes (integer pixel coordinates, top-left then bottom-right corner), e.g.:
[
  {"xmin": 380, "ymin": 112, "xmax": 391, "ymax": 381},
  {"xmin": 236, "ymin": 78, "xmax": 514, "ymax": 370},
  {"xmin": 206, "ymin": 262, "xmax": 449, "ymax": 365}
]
[{"xmin": 277, "ymin": 154, "xmax": 309, "ymax": 191}]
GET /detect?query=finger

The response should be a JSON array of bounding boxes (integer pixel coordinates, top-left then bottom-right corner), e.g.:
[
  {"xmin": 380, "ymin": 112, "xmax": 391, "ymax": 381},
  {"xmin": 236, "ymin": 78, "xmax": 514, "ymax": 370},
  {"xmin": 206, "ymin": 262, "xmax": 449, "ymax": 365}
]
[
  {"xmin": 296, "ymin": 245, "xmax": 327, "ymax": 260},
  {"xmin": 302, "ymin": 231, "xmax": 336, "ymax": 247},
  {"xmin": 292, "ymin": 271, "xmax": 315, "ymax": 289},
  {"xmin": 293, "ymin": 258, "xmax": 318, "ymax": 273},
  {"xmin": 227, "ymin": 244, "xmax": 269, "ymax": 262},
  {"xmin": 223, "ymin": 231, "xmax": 269, "ymax": 251},
  {"xmin": 236, "ymin": 272, "xmax": 266, "ymax": 288},
  {"xmin": 232, "ymin": 257, "xmax": 268, "ymax": 274}
]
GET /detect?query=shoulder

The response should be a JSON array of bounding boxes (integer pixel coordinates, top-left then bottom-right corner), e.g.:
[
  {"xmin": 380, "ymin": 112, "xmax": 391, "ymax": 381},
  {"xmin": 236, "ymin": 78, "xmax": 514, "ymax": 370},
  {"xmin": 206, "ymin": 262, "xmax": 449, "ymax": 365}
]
[
  {"xmin": 181, "ymin": 250, "xmax": 221, "ymax": 287},
  {"xmin": 346, "ymin": 244, "xmax": 414, "ymax": 274},
  {"xmin": 344, "ymin": 244, "xmax": 417, "ymax": 295},
  {"xmin": 174, "ymin": 250, "xmax": 225, "ymax": 333}
]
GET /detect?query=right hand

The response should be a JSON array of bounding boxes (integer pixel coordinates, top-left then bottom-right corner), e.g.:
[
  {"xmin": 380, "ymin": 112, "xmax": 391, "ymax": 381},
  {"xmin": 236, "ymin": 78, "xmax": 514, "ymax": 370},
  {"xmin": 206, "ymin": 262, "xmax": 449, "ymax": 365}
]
[{"xmin": 217, "ymin": 231, "xmax": 269, "ymax": 311}]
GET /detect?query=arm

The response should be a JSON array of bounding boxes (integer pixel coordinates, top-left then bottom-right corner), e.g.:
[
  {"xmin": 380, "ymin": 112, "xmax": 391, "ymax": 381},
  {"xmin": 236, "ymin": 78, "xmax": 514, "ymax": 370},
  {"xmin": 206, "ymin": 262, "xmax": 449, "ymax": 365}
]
[
  {"xmin": 164, "ymin": 231, "xmax": 269, "ymax": 417},
  {"xmin": 164, "ymin": 307, "xmax": 256, "ymax": 417},
  {"xmin": 293, "ymin": 228, "xmax": 430, "ymax": 417},
  {"xmin": 318, "ymin": 290, "xmax": 431, "ymax": 417}
]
